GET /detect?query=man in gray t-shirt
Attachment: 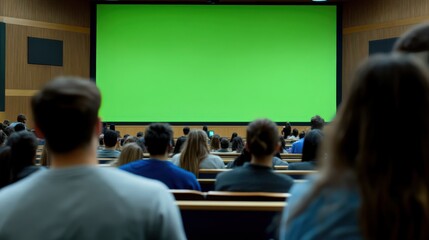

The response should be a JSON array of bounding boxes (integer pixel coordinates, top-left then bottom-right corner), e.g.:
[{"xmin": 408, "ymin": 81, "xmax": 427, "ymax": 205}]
[{"xmin": 0, "ymin": 77, "xmax": 186, "ymax": 240}]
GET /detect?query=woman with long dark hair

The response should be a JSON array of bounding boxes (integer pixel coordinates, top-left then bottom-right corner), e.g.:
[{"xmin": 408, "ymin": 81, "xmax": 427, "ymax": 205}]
[{"xmin": 280, "ymin": 54, "xmax": 429, "ymax": 239}]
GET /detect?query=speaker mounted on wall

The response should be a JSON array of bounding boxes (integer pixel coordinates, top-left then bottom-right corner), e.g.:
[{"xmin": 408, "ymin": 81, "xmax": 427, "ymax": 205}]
[{"xmin": 28, "ymin": 37, "xmax": 63, "ymax": 66}]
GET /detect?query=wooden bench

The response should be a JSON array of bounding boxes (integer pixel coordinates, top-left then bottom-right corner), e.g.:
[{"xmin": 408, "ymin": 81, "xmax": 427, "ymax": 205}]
[
  {"xmin": 198, "ymin": 169, "xmax": 317, "ymax": 179},
  {"xmin": 177, "ymin": 201, "xmax": 285, "ymax": 240},
  {"xmin": 170, "ymin": 190, "xmax": 206, "ymax": 200},
  {"xmin": 197, "ymin": 179, "xmax": 309, "ymax": 192},
  {"xmin": 206, "ymin": 191, "xmax": 290, "ymax": 202}
]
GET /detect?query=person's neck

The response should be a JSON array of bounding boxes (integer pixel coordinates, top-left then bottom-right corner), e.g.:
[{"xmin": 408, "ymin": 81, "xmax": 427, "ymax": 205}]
[
  {"xmin": 150, "ymin": 152, "xmax": 169, "ymax": 161},
  {"xmin": 51, "ymin": 141, "xmax": 98, "ymax": 168},
  {"xmin": 104, "ymin": 146, "xmax": 116, "ymax": 151},
  {"xmin": 250, "ymin": 155, "xmax": 272, "ymax": 168}
]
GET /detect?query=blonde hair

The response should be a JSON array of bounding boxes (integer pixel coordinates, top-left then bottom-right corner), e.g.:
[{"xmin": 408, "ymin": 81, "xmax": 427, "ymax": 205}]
[
  {"xmin": 179, "ymin": 130, "xmax": 209, "ymax": 176},
  {"xmin": 115, "ymin": 143, "xmax": 143, "ymax": 167}
]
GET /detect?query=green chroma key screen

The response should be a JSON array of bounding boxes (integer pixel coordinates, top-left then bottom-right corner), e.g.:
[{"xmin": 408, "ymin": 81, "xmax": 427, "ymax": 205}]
[{"xmin": 95, "ymin": 4, "xmax": 338, "ymax": 123}]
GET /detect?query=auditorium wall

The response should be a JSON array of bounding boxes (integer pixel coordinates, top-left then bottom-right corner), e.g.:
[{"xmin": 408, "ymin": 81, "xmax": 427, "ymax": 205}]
[{"xmin": 1, "ymin": 0, "xmax": 428, "ymax": 137}]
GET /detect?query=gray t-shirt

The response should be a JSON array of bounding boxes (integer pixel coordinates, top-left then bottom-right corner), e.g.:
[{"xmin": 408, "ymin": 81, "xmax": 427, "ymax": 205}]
[
  {"xmin": 0, "ymin": 166, "xmax": 186, "ymax": 240},
  {"xmin": 171, "ymin": 154, "xmax": 225, "ymax": 169}
]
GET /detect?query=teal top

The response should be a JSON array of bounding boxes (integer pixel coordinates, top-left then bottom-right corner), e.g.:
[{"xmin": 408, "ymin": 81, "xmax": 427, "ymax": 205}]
[{"xmin": 280, "ymin": 178, "xmax": 362, "ymax": 240}]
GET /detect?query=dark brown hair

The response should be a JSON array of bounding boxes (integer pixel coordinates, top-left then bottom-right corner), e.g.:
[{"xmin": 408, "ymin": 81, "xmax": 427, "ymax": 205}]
[
  {"xmin": 246, "ymin": 119, "xmax": 279, "ymax": 158},
  {"xmin": 288, "ymin": 54, "xmax": 429, "ymax": 240},
  {"xmin": 32, "ymin": 77, "xmax": 101, "ymax": 153}
]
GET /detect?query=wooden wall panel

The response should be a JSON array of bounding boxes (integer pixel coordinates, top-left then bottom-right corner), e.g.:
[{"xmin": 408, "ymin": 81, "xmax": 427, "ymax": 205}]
[
  {"xmin": 343, "ymin": 0, "xmax": 429, "ymax": 28},
  {"xmin": 4, "ymin": 96, "xmax": 32, "ymax": 125},
  {"xmin": 342, "ymin": 0, "xmax": 429, "ymax": 99},
  {"xmin": 1, "ymin": 0, "xmax": 90, "ymax": 27},
  {"xmin": 5, "ymin": 24, "xmax": 90, "ymax": 90}
]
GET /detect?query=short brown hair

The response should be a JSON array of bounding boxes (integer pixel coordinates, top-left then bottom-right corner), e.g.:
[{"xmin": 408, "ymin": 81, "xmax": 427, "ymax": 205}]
[{"xmin": 32, "ymin": 77, "xmax": 101, "ymax": 153}]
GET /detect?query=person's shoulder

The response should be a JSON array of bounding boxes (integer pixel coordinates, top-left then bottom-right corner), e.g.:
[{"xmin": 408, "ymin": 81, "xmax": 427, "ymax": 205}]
[
  {"xmin": 0, "ymin": 170, "xmax": 46, "ymax": 205},
  {"xmin": 207, "ymin": 154, "xmax": 223, "ymax": 161},
  {"xmin": 119, "ymin": 159, "xmax": 146, "ymax": 170},
  {"xmin": 99, "ymin": 167, "xmax": 168, "ymax": 191}
]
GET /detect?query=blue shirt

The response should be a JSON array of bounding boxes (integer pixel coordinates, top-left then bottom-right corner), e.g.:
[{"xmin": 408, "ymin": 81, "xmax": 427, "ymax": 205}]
[
  {"xmin": 120, "ymin": 159, "xmax": 201, "ymax": 191},
  {"xmin": 291, "ymin": 138, "xmax": 304, "ymax": 153},
  {"xmin": 280, "ymin": 179, "xmax": 361, "ymax": 240}
]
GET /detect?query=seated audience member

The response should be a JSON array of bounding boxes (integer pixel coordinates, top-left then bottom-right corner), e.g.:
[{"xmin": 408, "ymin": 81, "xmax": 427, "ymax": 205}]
[
  {"xmin": 136, "ymin": 131, "xmax": 144, "ymax": 138},
  {"xmin": 281, "ymin": 54, "xmax": 429, "ymax": 239},
  {"xmin": 216, "ymin": 119, "xmax": 293, "ymax": 192},
  {"xmin": 173, "ymin": 126, "xmax": 190, "ymax": 154},
  {"xmin": 97, "ymin": 129, "xmax": 120, "ymax": 158},
  {"xmin": 226, "ymin": 148, "xmax": 288, "ymax": 169},
  {"xmin": 13, "ymin": 123, "xmax": 25, "ymax": 132},
  {"xmin": 7, "ymin": 131, "xmax": 43, "ymax": 183},
  {"xmin": 279, "ymin": 136, "xmax": 287, "ymax": 153},
  {"xmin": 394, "ymin": 22, "xmax": 429, "ymax": 62},
  {"xmin": 217, "ymin": 138, "xmax": 230, "ymax": 152},
  {"xmin": 202, "ymin": 125, "xmax": 209, "ymax": 138},
  {"xmin": 172, "ymin": 130, "xmax": 224, "ymax": 176},
  {"xmin": 310, "ymin": 115, "xmax": 325, "ymax": 130},
  {"xmin": 114, "ymin": 143, "xmax": 143, "ymax": 167},
  {"xmin": 0, "ymin": 77, "xmax": 186, "ymax": 239},
  {"xmin": 231, "ymin": 136, "xmax": 244, "ymax": 153},
  {"xmin": 0, "ymin": 130, "xmax": 6, "ymax": 146},
  {"xmin": 230, "ymin": 132, "xmax": 238, "ymax": 144},
  {"xmin": 121, "ymin": 123, "xmax": 200, "ymax": 190},
  {"xmin": 0, "ymin": 147, "xmax": 11, "ymax": 189},
  {"xmin": 120, "ymin": 134, "xmax": 130, "ymax": 146},
  {"xmin": 281, "ymin": 122, "xmax": 292, "ymax": 139},
  {"xmin": 2, "ymin": 120, "xmax": 10, "ymax": 127},
  {"xmin": 3, "ymin": 127, "xmax": 14, "ymax": 137},
  {"xmin": 123, "ymin": 136, "xmax": 138, "ymax": 146},
  {"xmin": 9, "ymin": 114, "xmax": 27, "ymax": 129},
  {"xmin": 287, "ymin": 128, "xmax": 299, "ymax": 141},
  {"xmin": 288, "ymin": 129, "xmax": 323, "ymax": 171},
  {"xmin": 210, "ymin": 134, "xmax": 221, "ymax": 152},
  {"xmin": 290, "ymin": 133, "xmax": 305, "ymax": 153}
]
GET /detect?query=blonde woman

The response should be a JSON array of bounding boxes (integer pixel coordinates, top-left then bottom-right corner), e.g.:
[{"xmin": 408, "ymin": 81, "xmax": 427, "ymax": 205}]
[
  {"xmin": 114, "ymin": 143, "xmax": 143, "ymax": 167},
  {"xmin": 171, "ymin": 130, "xmax": 224, "ymax": 176}
]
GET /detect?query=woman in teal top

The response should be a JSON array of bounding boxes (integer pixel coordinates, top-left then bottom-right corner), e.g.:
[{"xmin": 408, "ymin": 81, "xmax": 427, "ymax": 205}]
[{"xmin": 280, "ymin": 53, "xmax": 429, "ymax": 239}]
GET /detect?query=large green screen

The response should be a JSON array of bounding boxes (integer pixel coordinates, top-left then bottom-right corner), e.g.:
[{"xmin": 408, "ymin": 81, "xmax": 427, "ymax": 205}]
[{"xmin": 95, "ymin": 4, "xmax": 338, "ymax": 123}]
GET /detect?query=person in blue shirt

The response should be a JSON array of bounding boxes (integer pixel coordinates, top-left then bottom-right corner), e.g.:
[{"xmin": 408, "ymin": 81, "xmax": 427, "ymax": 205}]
[
  {"xmin": 290, "ymin": 137, "xmax": 304, "ymax": 153},
  {"xmin": 280, "ymin": 54, "xmax": 429, "ymax": 239},
  {"xmin": 120, "ymin": 123, "xmax": 201, "ymax": 191}
]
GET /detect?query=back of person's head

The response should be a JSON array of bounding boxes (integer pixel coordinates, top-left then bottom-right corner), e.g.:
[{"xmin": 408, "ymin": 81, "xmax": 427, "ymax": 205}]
[
  {"xmin": 210, "ymin": 134, "xmax": 220, "ymax": 150},
  {"xmin": 6, "ymin": 131, "xmax": 38, "ymax": 182},
  {"xmin": 202, "ymin": 126, "xmax": 208, "ymax": 132},
  {"xmin": 231, "ymin": 148, "xmax": 251, "ymax": 168},
  {"xmin": 180, "ymin": 130, "xmax": 209, "ymax": 176},
  {"xmin": 17, "ymin": 114, "xmax": 26, "ymax": 123},
  {"xmin": 4, "ymin": 126, "xmax": 14, "ymax": 137},
  {"xmin": 231, "ymin": 137, "xmax": 244, "ymax": 152},
  {"xmin": 246, "ymin": 119, "xmax": 279, "ymax": 159},
  {"xmin": 3, "ymin": 120, "xmax": 10, "ymax": 126},
  {"xmin": 299, "ymin": 131, "xmax": 306, "ymax": 139},
  {"xmin": 103, "ymin": 130, "xmax": 118, "ymax": 148},
  {"xmin": 136, "ymin": 131, "xmax": 144, "ymax": 138},
  {"xmin": 183, "ymin": 127, "xmax": 190, "ymax": 135},
  {"xmin": 109, "ymin": 124, "xmax": 116, "ymax": 131},
  {"xmin": 230, "ymin": 132, "xmax": 238, "ymax": 142},
  {"xmin": 116, "ymin": 143, "xmax": 143, "ymax": 167},
  {"xmin": 31, "ymin": 77, "xmax": 101, "ymax": 154},
  {"xmin": 301, "ymin": 129, "xmax": 323, "ymax": 162},
  {"xmin": 394, "ymin": 23, "xmax": 429, "ymax": 61},
  {"xmin": 310, "ymin": 115, "xmax": 325, "ymax": 130},
  {"xmin": 220, "ymin": 138, "xmax": 229, "ymax": 150},
  {"xmin": 292, "ymin": 128, "xmax": 299, "ymax": 137},
  {"xmin": 289, "ymin": 53, "xmax": 429, "ymax": 240},
  {"xmin": 14, "ymin": 123, "xmax": 25, "ymax": 132},
  {"xmin": 144, "ymin": 123, "xmax": 173, "ymax": 155},
  {"xmin": 123, "ymin": 136, "xmax": 138, "ymax": 146}
]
